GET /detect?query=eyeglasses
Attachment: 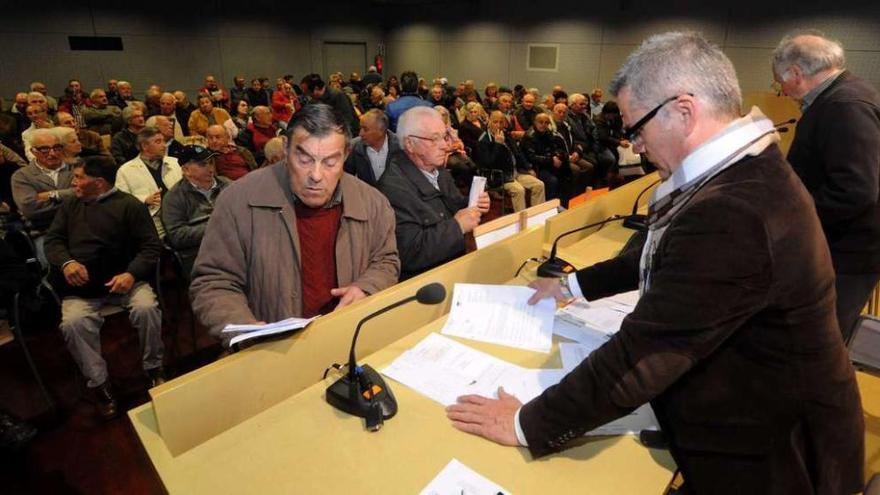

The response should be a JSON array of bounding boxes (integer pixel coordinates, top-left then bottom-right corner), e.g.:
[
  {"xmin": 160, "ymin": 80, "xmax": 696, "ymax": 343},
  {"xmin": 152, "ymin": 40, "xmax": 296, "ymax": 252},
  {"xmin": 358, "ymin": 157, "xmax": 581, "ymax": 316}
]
[
  {"xmin": 33, "ymin": 144, "xmax": 64, "ymax": 154},
  {"xmin": 408, "ymin": 130, "xmax": 454, "ymax": 145},
  {"xmin": 623, "ymin": 93, "xmax": 693, "ymax": 142}
]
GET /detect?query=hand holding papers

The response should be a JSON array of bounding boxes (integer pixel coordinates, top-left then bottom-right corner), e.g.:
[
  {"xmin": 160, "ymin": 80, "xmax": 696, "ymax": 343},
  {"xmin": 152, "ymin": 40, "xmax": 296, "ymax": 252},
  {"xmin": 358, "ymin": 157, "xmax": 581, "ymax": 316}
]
[
  {"xmin": 222, "ymin": 316, "xmax": 318, "ymax": 347},
  {"xmin": 442, "ymin": 283, "xmax": 555, "ymax": 353},
  {"xmin": 468, "ymin": 175, "xmax": 487, "ymax": 208}
]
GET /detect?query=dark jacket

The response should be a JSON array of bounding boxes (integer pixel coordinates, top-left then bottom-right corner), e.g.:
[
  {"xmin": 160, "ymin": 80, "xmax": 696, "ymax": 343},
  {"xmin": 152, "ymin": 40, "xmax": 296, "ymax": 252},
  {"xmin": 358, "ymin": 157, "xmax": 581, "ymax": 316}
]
[
  {"xmin": 520, "ymin": 145, "xmax": 864, "ymax": 494},
  {"xmin": 315, "ymin": 88, "xmax": 360, "ymax": 135},
  {"xmin": 787, "ymin": 70, "xmax": 880, "ymax": 274},
  {"xmin": 161, "ymin": 177, "xmax": 230, "ymax": 275},
  {"xmin": 457, "ymin": 119, "xmax": 485, "ymax": 154},
  {"xmin": 567, "ymin": 110, "xmax": 598, "ymax": 153},
  {"xmin": 175, "ymin": 105, "xmax": 194, "ymax": 136},
  {"xmin": 377, "ymin": 151, "xmax": 467, "ymax": 280},
  {"xmin": 521, "ymin": 129, "xmax": 568, "ymax": 176},
  {"xmin": 344, "ymin": 131, "xmax": 401, "ymax": 187},
  {"xmin": 473, "ymin": 131, "xmax": 530, "ymax": 183},
  {"xmin": 45, "ymin": 190, "xmax": 162, "ymax": 298},
  {"xmin": 110, "ymin": 128, "xmax": 139, "ymax": 166}
]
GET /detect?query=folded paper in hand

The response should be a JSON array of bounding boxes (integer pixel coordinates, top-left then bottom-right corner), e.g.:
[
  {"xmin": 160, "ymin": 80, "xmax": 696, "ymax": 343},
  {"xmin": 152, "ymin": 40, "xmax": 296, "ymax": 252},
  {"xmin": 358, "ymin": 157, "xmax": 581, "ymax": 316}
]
[{"xmin": 222, "ymin": 316, "xmax": 319, "ymax": 347}]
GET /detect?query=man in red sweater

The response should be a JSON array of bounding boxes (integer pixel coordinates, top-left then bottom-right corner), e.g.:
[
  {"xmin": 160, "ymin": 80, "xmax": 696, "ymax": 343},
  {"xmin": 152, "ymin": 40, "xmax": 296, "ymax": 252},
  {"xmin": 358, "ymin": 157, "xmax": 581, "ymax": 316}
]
[{"xmin": 190, "ymin": 104, "xmax": 400, "ymax": 347}]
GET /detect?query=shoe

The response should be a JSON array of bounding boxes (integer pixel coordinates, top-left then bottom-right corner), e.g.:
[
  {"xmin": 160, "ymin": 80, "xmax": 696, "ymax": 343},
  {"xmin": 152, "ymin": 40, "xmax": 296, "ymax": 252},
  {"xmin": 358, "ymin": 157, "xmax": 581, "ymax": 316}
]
[
  {"xmin": 147, "ymin": 367, "xmax": 166, "ymax": 388},
  {"xmin": 0, "ymin": 411, "xmax": 37, "ymax": 452},
  {"xmin": 93, "ymin": 382, "xmax": 118, "ymax": 420}
]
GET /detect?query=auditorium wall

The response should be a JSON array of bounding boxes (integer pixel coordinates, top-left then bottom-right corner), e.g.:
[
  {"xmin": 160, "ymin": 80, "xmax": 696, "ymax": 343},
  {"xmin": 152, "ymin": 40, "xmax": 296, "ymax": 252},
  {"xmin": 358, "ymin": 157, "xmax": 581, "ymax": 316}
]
[{"xmin": 1, "ymin": 0, "xmax": 877, "ymax": 102}]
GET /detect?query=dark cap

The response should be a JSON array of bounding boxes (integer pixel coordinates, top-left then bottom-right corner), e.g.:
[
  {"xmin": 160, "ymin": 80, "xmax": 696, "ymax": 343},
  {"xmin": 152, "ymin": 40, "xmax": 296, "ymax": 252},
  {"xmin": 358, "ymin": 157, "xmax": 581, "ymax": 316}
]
[{"xmin": 178, "ymin": 144, "xmax": 218, "ymax": 165}]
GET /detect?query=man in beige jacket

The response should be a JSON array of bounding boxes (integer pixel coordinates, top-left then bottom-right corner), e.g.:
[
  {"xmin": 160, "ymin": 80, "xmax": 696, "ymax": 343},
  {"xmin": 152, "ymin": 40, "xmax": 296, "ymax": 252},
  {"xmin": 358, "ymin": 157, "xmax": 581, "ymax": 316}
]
[{"xmin": 190, "ymin": 104, "xmax": 400, "ymax": 347}]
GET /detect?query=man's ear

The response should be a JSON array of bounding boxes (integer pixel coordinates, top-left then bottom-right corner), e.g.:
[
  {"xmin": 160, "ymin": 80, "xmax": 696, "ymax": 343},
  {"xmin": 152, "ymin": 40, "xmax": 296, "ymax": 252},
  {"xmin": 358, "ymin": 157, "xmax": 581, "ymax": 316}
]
[{"xmin": 674, "ymin": 94, "xmax": 697, "ymax": 137}]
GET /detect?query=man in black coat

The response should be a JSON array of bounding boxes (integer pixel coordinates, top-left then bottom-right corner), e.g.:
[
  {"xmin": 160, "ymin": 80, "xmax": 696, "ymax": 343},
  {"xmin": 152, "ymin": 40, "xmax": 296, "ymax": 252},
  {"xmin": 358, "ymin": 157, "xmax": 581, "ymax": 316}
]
[
  {"xmin": 447, "ymin": 32, "xmax": 863, "ymax": 495},
  {"xmin": 377, "ymin": 106, "xmax": 489, "ymax": 280},
  {"xmin": 304, "ymin": 75, "xmax": 360, "ymax": 135},
  {"xmin": 774, "ymin": 31, "xmax": 880, "ymax": 341},
  {"xmin": 344, "ymin": 110, "xmax": 401, "ymax": 187}
]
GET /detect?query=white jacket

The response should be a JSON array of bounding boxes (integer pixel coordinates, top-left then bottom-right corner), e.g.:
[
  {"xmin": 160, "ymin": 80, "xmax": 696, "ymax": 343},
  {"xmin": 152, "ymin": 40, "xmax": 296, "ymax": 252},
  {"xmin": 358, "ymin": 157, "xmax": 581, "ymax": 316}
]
[{"xmin": 116, "ymin": 154, "xmax": 182, "ymax": 217}]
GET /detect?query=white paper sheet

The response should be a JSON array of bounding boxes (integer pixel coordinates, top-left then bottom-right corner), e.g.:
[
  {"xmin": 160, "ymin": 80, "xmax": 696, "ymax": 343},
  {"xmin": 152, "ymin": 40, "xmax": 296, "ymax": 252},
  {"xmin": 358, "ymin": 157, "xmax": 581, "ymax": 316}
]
[
  {"xmin": 475, "ymin": 221, "xmax": 521, "ymax": 249},
  {"xmin": 526, "ymin": 207, "xmax": 558, "ymax": 227},
  {"xmin": 441, "ymin": 284, "xmax": 555, "ymax": 353},
  {"xmin": 468, "ymin": 176, "xmax": 487, "ymax": 208},
  {"xmin": 556, "ymin": 290, "xmax": 640, "ymax": 337},
  {"xmin": 222, "ymin": 316, "xmax": 319, "ymax": 346},
  {"xmin": 419, "ymin": 459, "xmax": 510, "ymax": 495},
  {"xmin": 382, "ymin": 333, "xmax": 562, "ymax": 406}
]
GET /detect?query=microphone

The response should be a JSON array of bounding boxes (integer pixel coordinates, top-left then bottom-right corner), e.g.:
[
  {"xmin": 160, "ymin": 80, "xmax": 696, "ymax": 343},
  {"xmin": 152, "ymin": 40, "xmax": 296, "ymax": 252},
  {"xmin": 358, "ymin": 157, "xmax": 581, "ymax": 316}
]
[
  {"xmin": 325, "ymin": 282, "xmax": 447, "ymax": 431},
  {"xmin": 774, "ymin": 118, "xmax": 796, "ymax": 132},
  {"xmin": 536, "ymin": 216, "xmax": 627, "ymax": 278},
  {"xmin": 622, "ymin": 178, "xmax": 661, "ymax": 232}
]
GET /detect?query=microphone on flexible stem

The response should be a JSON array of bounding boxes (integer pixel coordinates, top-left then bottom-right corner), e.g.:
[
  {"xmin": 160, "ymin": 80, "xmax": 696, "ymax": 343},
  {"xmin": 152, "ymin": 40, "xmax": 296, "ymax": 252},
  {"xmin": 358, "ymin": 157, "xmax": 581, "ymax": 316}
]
[
  {"xmin": 537, "ymin": 216, "xmax": 628, "ymax": 278},
  {"xmin": 325, "ymin": 282, "xmax": 447, "ymax": 431},
  {"xmin": 774, "ymin": 118, "xmax": 797, "ymax": 133},
  {"xmin": 622, "ymin": 178, "xmax": 661, "ymax": 232}
]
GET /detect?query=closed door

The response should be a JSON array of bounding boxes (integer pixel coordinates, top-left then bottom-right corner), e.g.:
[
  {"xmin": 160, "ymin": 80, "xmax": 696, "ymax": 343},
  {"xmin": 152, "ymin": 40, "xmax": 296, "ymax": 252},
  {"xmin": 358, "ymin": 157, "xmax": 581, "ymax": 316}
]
[{"xmin": 322, "ymin": 42, "xmax": 367, "ymax": 78}]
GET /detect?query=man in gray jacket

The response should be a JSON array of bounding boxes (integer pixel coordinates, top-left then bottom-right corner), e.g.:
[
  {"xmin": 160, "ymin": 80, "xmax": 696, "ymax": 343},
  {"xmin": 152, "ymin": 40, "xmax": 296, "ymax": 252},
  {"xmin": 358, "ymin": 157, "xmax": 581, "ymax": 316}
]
[{"xmin": 190, "ymin": 104, "xmax": 400, "ymax": 347}]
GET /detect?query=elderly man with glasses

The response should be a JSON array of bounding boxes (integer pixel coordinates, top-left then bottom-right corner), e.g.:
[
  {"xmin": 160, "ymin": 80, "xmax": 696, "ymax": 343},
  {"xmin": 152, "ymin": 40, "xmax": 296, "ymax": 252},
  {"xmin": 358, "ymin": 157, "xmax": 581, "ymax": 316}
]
[
  {"xmin": 378, "ymin": 106, "xmax": 490, "ymax": 280},
  {"xmin": 11, "ymin": 128, "xmax": 75, "ymax": 266}
]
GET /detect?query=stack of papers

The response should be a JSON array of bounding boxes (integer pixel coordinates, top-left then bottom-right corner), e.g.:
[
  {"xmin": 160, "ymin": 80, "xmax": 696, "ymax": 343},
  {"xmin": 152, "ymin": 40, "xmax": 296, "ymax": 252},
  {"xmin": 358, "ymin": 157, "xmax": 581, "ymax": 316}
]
[
  {"xmin": 222, "ymin": 316, "xmax": 318, "ymax": 346},
  {"xmin": 441, "ymin": 284, "xmax": 555, "ymax": 353},
  {"xmin": 382, "ymin": 333, "xmax": 563, "ymax": 406},
  {"xmin": 420, "ymin": 459, "xmax": 510, "ymax": 495},
  {"xmin": 554, "ymin": 290, "xmax": 639, "ymax": 344}
]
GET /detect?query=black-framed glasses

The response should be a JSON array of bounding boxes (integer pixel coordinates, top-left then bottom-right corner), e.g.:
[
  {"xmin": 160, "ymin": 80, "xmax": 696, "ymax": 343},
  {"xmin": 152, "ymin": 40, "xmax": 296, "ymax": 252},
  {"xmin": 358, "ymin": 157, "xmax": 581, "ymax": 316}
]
[
  {"xmin": 33, "ymin": 144, "xmax": 64, "ymax": 153},
  {"xmin": 408, "ymin": 130, "xmax": 454, "ymax": 145},
  {"xmin": 623, "ymin": 93, "xmax": 693, "ymax": 141}
]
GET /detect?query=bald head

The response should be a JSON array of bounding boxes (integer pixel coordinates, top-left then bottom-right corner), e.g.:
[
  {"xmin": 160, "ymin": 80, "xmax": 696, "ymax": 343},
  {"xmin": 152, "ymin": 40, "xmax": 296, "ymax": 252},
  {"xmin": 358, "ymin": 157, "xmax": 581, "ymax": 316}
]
[
  {"xmin": 56, "ymin": 111, "xmax": 76, "ymax": 128},
  {"xmin": 206, "ymin": 124, "xmax": 229, "ymax": 151}
]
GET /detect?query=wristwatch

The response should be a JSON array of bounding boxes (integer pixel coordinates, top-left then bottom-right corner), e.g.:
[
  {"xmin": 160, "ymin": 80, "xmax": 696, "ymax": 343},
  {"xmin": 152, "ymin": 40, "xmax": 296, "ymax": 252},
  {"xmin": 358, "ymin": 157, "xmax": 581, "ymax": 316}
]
[{"xmin": 558, "ymin": 275, "xmax": 574, "ymax": 299}]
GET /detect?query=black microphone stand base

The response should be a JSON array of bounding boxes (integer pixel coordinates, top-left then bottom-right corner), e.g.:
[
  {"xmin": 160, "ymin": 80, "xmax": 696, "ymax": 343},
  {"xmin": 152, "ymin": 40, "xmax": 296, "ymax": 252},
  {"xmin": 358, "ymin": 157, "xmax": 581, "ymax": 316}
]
[
  {"xmin": 326, "ymin": 364, "xmax": 398, "ymax": 428},
  {"xmin": 537, "ymin": 257, "xmax": 576, "ymax": 278}
]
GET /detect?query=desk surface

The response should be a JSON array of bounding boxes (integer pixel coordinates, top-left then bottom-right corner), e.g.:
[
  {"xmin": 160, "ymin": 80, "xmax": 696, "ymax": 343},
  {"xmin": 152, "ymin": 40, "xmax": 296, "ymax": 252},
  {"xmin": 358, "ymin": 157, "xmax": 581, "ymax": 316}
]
[{"xmin": 130, "ymin": 317, "xmax": 678, "ymax": 494}]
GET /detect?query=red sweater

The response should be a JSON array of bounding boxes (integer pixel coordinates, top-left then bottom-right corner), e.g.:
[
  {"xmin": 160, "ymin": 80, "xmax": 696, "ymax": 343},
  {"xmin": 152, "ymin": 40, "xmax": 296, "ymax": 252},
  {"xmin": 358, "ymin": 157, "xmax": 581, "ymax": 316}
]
[
  {"xmin": 214, "ymin": 150, "xmax": 250, "ymax": 180},
  {"xmin": 294, "ymin": 202, "xmax": 343, "ymax": 317},
  {"xmin": 248, "ymin": 122, "xmax": 276, "ymax": 153}
]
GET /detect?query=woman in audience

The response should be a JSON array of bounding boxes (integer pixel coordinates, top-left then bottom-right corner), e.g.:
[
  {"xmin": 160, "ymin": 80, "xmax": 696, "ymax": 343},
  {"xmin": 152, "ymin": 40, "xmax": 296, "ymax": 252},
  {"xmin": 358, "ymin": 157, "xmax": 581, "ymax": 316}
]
[
  {"xmin": 230, "ymin": 100, "xmax": 250, "ymax": 133},
  {"xmin": 483, "ymin": 82, "xmax": 499, "ymax": 111},
  {"xmin": 271, "ymin": 83, "xmax": 295, "ymax": 129},
  {"xmin": 386, "ymin": 84, "xmax": 399, "ymax": 100},
  {"xmin": 458, "ymin": 101, "xmax": 486, "ymax": 154}
]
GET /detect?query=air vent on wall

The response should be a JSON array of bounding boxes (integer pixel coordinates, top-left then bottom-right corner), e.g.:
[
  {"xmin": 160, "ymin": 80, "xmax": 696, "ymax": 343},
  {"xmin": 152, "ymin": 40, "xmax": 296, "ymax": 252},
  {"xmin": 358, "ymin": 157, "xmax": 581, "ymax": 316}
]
[
  {"xmin": 527, "ymin": 44, "xmax": 559, "ymax": 72},
  {"xmin": 68, "ymin": 36, "xmax": 123, "ymax": 51}
]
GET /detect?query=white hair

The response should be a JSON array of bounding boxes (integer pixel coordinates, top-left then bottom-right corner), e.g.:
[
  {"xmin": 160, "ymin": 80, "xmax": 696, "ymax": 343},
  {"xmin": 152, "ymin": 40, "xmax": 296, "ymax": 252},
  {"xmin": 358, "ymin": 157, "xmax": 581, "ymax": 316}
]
[
  {"xmin": 52, "ymin": 126, "xmax": 77, "ymax": 143},
  {"xmin": 264, "ymin": 136, "xmax": 287, "ymax": 163},
  {"xmin": 568, "ymin": 93, "xmax": 586, "ymax": 105},
  {"xmin": 772, "ymin": 30, "xmax": 846, "ymax": 77},
  {"xmin": 396, "ymin": 106, "xmax": 443, "ymax": 143},
  {"xmin": 609, "ymin": 31, "xmax": 741, "ymax": 119},
  {"xmin": 31, "ymin": 128, "xmax": 59, "ymax": 145}
]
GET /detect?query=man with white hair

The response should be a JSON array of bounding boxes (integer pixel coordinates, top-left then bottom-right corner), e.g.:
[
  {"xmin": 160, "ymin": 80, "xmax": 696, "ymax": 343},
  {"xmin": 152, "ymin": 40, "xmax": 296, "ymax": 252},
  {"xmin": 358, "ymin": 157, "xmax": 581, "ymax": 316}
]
[
  {"xmin": 115, "ymin": 127, "xmax": 182, "ymax": 236},
  {"xmin": 261, "ymin": 136, "xmax": 286, "ymax": 166},
  {"xmin": 21, "ymin": 103, "xmax": 54, "ymax": 162},
  {"xmin": 29, "ymin": 82, "xmax": 57, "ymax": 114},
  {"xmin": 773, "ymin": 31, "xmax": 880, "ymax": 342},
  {"xmin": 378, "ymin": 106, "xmax": 489, "ymax": 279},
  {"xmin": 447, "ymin": 32, "xmax": 863, "ymax": 494},
  {"xmin": 110, "ymin": 81, "xmax": 138, "ymax": 109},
  {"xmin": 362, "ymin": 65, "xmax": 383, "ymax": 87},
  {"xmin": 12, "ymin": 128, "xmax": 73, "ymax": 232}
]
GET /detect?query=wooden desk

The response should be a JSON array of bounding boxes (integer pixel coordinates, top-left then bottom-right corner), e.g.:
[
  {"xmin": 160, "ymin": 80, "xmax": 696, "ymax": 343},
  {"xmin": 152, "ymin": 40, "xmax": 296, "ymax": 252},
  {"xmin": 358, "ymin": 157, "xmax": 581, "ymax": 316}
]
[{"xmin": 130, "ymin": 317, "xmax": 677, "ymax": 494}]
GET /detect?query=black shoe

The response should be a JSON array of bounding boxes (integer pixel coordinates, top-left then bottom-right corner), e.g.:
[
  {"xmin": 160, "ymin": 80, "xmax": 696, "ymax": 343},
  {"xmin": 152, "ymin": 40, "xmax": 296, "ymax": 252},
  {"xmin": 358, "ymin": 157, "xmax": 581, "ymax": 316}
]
[
  {"xmin": 93, "ymin": 383, "xmax": 118, "ymax": 420},
  {"xmin": 0, "ymin": 411, "xmax": 37, "ymax": 452},
  {"xmin": 147, "ymin": 367, "xmax": 166, "ymax": 388}
]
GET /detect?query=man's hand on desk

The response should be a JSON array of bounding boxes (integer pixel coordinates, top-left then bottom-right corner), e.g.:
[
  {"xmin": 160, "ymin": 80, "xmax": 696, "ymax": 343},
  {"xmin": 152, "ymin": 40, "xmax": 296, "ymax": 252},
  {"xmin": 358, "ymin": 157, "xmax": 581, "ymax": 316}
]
[
  {"xmin": 527, "ymin": 278, "xmax": 567, "ymax": 304},
  {"xmin": 331, "ymin": 285, "xmax": 367, "ymax": 310},
  {"xmin": 446, "ymin": 387, "xmax": 522, "ymax": 447}
]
